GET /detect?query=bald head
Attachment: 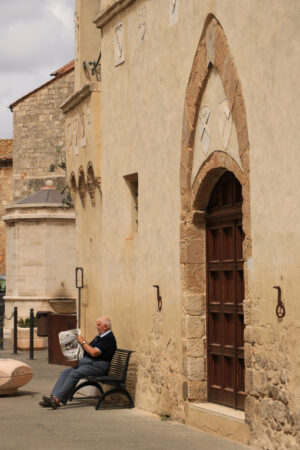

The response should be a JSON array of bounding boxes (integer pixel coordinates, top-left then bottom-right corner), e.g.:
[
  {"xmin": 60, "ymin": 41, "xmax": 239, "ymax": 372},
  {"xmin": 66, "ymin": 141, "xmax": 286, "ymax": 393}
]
[{"xmin": 97, "ymin": 316, "xmax": 111, "ymax": 330}]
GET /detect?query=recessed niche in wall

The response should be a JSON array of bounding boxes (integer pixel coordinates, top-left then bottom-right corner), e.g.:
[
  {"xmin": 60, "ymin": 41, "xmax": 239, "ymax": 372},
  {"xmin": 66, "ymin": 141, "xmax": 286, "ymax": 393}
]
[
  {"xmin": 124, "ymin": 173, "xmax": 138, "ymax": 234},
  {"xmin": 80, "ymin": 112, "xmax": 86, "ymax": 147},
  {"xmin": 114, "ymin": 22, "xmax": 125, "ymax": 66},
  {"xmin": 74, "ymin": 118, "xmax": 79, "ymax": 156},
  {"xmin": 67, "ymin": 122, "xmax": 73, "ymax": 153}
]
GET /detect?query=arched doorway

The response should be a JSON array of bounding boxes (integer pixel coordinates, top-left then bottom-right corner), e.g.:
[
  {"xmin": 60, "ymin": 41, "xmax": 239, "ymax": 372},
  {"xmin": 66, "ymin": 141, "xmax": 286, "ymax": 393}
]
[{"xmin": 205, "ymin": 171, "xmax": 245, "ymax": 410}]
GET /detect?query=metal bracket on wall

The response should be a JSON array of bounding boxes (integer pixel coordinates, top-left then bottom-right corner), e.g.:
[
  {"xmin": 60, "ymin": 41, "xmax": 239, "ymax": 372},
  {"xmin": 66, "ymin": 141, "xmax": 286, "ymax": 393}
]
[
  {"xmin": 83, "ymin": 50, "xmax": 101, "ymax": 81},
  {"xmin": 273, "ymin": 285, "xmax": 286, "ymax": 319},
  {"xmin": 153, "ymin": 285, "xmax": 162, "ymax": 311}
]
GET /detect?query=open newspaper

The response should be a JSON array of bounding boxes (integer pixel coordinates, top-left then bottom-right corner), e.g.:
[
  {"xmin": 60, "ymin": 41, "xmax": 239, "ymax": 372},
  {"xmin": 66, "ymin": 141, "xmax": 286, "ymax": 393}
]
[{"xmin": 58, "ymin": 329, "xmax": 84, "ymax": 361}]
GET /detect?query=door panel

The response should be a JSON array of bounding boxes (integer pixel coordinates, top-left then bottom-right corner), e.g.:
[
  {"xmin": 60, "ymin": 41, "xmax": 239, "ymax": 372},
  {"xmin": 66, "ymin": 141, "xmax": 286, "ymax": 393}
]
[
  {"xmin": 208, "ymin": 228, "xmax": 221, "ymax": 260},
  {"xmin": 222, "ymin": 270, "xmax": 235, "ymax": 303},
  {"xmin": 208, "ymin": 271, "xmax": 221, "ymax": 302},
  {"xmin": 210, "ymin": 312, "xmax": 221, "ymax": 345},
  {"xmin": 224, "ymin": 314, "xmax": 235, "ymax": 347},
  {"xmin": 206, "ymin": 171, "xmax": 246, "ymax": 410}
]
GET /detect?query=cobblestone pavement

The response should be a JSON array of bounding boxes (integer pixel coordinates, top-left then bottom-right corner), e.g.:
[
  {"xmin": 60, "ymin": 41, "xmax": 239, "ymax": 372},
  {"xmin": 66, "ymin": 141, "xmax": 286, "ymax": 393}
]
[{"xmin": 0, "ymin": 343, "xmax": 249, "ymax": 450}]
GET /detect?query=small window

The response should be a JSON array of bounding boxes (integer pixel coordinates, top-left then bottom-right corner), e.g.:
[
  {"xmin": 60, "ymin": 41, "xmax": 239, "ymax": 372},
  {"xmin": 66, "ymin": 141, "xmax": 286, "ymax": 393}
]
[{"xmin": 124, "ymin": 173, "xmax": 138, "ymax": 234}]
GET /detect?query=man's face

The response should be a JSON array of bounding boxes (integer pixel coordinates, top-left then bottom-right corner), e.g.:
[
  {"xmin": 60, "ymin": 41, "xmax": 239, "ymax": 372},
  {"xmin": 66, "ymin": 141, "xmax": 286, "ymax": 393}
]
[{"xmin": 96, "ymin": 320, "xmax": 107, "ymax": 335}]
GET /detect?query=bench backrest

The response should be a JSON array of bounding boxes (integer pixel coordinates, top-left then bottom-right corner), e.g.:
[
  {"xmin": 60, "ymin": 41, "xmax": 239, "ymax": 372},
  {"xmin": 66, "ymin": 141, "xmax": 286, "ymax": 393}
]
[{"xmin": 108, "ymin": 349, "xmax": 133, "ymax": 381}]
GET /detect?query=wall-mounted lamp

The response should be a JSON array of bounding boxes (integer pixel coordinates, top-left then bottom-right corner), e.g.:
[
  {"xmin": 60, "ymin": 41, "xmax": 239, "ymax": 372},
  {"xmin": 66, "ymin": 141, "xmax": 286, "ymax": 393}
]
[
  {"xmin": 153, "ymin": 285, "xmax": 162, "ymax": 311},
  {"xmin": 83, "ymin": 50, "xmax": 101, "ymax": 81}
]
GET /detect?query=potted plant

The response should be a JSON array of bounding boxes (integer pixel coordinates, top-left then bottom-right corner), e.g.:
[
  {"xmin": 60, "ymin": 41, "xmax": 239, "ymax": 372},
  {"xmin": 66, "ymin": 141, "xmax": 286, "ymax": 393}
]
[{"xmin": 11, "ymin": 315, "xmax": 47, "ymax": 350}]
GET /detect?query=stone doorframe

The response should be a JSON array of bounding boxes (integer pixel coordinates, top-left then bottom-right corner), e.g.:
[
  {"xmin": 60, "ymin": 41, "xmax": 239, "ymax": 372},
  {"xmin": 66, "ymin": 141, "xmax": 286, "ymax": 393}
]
[{"xmin": 180, "ymin": 15, "xmax": 252, "ymax": 405}]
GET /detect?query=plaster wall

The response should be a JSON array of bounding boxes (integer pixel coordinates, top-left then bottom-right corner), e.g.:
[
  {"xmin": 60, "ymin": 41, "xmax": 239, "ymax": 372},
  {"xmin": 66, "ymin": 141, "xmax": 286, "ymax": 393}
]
[
  {"xmin": 62, "ymin": 81, "xmax": 102, "ymax": 340},
  {"xmin": 72, "ymin": 187, "xmax": 103, "ymax": 342}
]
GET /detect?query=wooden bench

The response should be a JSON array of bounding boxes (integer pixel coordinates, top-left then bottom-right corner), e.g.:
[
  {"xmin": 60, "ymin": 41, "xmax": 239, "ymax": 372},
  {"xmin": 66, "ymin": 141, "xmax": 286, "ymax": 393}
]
[{"xmin": 70, "ymin": 349, "xmax": 134, "ymax": 409}]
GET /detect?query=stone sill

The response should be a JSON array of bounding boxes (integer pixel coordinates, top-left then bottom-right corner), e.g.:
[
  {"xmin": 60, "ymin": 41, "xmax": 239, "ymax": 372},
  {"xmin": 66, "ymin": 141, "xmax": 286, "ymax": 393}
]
[
  {"xmin": 4, "ymin": 296, "xmax": 76, "ymax": 302},
  {"xmin": 2, "ymin": 212, "xmax": 76, "ymax": 222},
  {"xmin": 189, "ymin": 402, "xmax": 245, "ymax": 423},
  {"xmin": 94, "ymin": 0, "xmax": 136, "ymax": 28},
  {"xmin": 5, "ymin": 203, "xmax": 72, "ymax": 211},
  {"xmin": 60, "ymin": 82, "xmax": 101, "ymax": 114}
]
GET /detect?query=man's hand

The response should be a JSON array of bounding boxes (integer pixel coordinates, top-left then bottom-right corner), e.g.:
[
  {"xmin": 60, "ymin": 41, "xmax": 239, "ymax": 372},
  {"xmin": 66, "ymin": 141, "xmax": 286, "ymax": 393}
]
[
  {"xmin": 76, "ymin": 334, "xmax": 101, "ymax": 357},
  {"xmin": 76, "ymin": 335, "xmax": 85, "ymax": 345}
]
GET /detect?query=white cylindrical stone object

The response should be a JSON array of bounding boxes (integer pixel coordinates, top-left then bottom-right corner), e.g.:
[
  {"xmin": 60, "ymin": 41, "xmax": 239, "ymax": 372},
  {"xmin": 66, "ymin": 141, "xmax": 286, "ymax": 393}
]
[{"xmin": 0, "ymin": 359, "xmax": 33, "ymax": 395}]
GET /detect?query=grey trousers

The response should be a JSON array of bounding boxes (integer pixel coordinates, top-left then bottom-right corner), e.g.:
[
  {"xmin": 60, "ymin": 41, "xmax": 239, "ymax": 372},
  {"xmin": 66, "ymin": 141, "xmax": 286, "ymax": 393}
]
[{"xmin": 51, "ymin": 357, "xmax": 109, "ymax": 404}]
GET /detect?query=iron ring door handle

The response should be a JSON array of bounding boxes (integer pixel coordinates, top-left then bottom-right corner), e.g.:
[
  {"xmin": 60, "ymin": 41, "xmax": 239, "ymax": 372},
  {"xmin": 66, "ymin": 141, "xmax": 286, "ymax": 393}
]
[{"xmin": 273, "ymin": 286, "xmax": 286, "ymax": 319}]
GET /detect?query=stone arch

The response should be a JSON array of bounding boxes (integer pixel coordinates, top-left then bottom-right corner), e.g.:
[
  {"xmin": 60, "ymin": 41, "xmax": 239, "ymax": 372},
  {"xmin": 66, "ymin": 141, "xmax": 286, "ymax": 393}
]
[
  {"xmin": 180, "ymin": 15, "xmax": 251, "ymax": 404},
  {"xmin": 78, "ymin": 166, "xmax": 86, "ymax": 207},
  {"xmin": 192, "ymin": 151, "xmax": 244, "ymax": 210}
]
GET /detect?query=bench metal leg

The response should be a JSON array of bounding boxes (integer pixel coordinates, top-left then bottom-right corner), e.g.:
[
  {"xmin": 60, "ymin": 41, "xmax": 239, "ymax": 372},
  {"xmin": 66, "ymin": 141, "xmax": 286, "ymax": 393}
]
[
  {"xmin": 69, "ymin": 380, "xmax": 104, "ymax": 401},
  {"xmin": 95, "ymin": 386, "xmax": 134, "ymax": 410}
]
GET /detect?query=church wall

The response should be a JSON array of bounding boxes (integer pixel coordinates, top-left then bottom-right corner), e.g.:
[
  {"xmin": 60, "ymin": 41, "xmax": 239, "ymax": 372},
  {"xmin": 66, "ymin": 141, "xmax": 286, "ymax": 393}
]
[{"xmin": 68, "ymin": 1, "xmax": 300, "ymax": 447}]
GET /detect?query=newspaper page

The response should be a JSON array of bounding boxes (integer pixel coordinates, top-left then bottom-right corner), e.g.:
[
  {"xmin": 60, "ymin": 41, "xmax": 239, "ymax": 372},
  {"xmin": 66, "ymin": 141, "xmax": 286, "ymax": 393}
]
[{"xmin": 58, "ymin": 329, "xmax": 84, "ymax": 361}]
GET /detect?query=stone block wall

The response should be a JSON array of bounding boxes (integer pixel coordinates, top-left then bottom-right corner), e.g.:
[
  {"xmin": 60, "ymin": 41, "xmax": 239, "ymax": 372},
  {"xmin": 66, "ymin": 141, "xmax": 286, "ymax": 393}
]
[
  {"xmin": 135, "ymin": 310, "xmax": 184, "ymax": 421},
  {"xmin": 12, "ymin": 70, "xmax": 74, "ymax": 201},
  {"xmin": 244, "ymin": 317, "xmax": 300, "ymax": 449},
  {"xmin": 0, "ymin": 160, "xmax": 13, "ymax": 273}
]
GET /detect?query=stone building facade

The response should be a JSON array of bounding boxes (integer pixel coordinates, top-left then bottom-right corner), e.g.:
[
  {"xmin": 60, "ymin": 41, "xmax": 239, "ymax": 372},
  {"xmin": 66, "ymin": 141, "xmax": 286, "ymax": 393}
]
[
  {"xmin": 62, "ymin": 1, "xmax": 300, "ymax": 448},
  {"xmin": 2, "ymin": 184, "xmax": 76, "ymax": 328},
  {"xmin": 0, "ymin": 140, "xmax": 13, "ymax": 274},
  {"xmin": 9, "ymin": 62, "xmax": 75, "ymax": 201},
  {"xmin": 3, "ymin": 63, "xmax": 77, "ymax": 325}
]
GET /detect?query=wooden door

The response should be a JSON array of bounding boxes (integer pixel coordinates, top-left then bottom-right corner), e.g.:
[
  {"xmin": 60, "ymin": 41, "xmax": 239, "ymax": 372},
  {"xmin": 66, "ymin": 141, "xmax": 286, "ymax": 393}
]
[{"xmin": 206, "ymin": 171, "xmax": 246, "ymax": 410}]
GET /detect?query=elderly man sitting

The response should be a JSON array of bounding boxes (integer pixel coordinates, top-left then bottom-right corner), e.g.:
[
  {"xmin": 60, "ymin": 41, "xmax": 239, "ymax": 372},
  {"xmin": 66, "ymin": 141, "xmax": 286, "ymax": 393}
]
[{"xmin": 40, "ymin": 316, "xmax": 117, "ymax": 409}]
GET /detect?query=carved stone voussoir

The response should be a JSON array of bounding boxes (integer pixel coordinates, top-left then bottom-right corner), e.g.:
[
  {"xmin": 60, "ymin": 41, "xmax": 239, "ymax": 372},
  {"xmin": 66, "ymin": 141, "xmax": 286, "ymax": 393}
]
[{"xmin": 206, "ymin": 20, "xmax": 217, "ymax": 66}]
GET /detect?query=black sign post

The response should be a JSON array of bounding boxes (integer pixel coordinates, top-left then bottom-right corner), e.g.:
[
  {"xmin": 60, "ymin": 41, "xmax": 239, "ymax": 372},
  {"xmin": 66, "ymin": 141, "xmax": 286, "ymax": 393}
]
[{"xmin": 75, "ymin": 267, "xmax": 84, "ymax": 329}]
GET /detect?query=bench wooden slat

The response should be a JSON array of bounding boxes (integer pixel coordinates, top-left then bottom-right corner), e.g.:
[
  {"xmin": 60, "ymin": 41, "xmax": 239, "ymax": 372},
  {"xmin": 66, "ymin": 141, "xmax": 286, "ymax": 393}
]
[{"xmin": 70, "ymin": 349, "xmax": 135, "ymax": 409}]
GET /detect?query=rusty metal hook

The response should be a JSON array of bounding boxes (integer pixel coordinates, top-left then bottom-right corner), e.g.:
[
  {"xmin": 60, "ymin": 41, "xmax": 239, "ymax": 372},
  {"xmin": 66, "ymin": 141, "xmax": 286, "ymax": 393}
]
[
  {"xmin": 153, "ymin": 285, "xmax": 162, "ymax": 311},
  {"xmin": 273, "ymin": 286, "xmax": 286, "ymax": 319}
]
